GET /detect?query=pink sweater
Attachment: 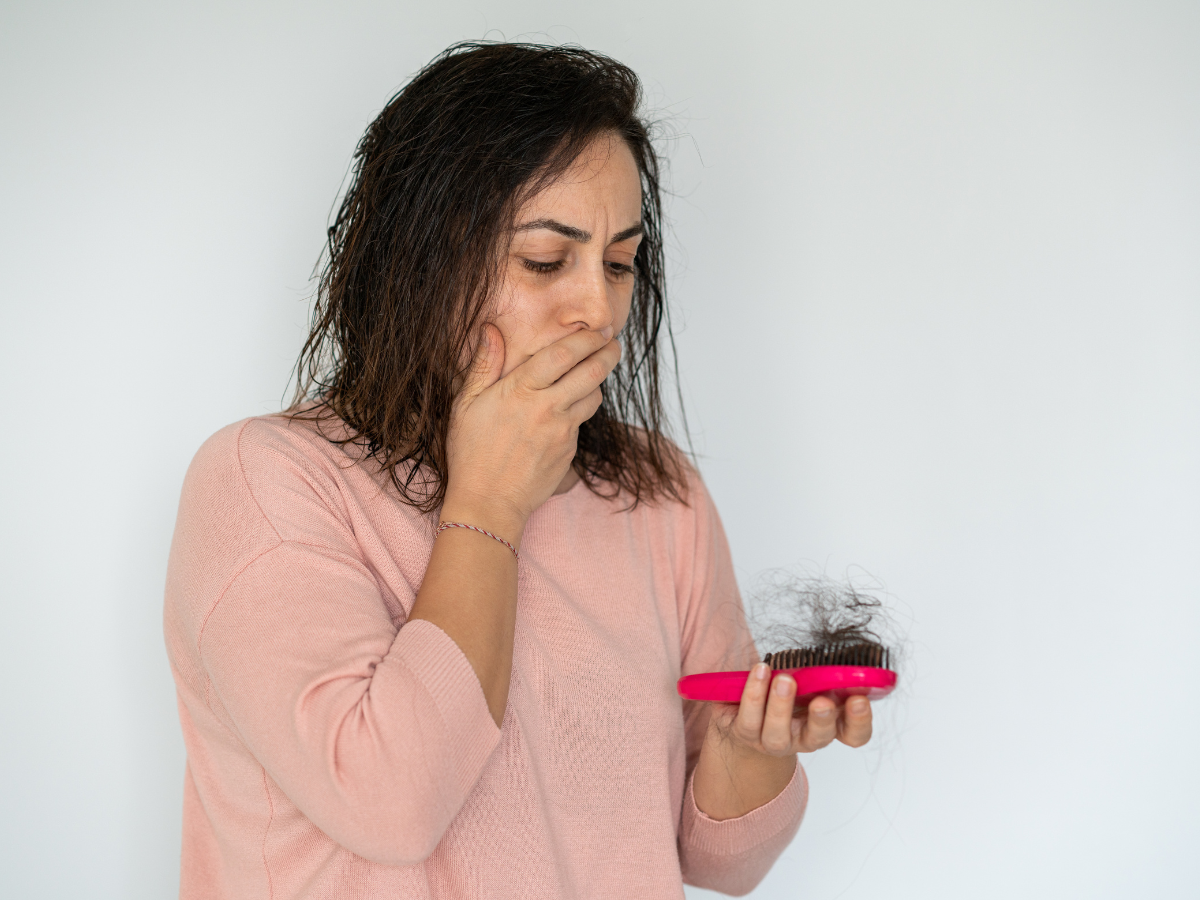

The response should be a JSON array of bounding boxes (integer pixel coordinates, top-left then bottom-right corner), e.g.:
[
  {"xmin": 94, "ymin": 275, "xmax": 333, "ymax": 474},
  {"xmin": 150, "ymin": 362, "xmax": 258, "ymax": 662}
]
[{"xmin": 164, "ymin": 415, "xmax": 807, "ymax": 899}]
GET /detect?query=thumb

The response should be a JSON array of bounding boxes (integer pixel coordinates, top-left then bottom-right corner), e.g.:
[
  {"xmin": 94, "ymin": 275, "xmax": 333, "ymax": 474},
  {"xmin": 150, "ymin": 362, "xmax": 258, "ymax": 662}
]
[{"xmin": 460, "ymin": 323, "xmax": 505, "ymax": 400}]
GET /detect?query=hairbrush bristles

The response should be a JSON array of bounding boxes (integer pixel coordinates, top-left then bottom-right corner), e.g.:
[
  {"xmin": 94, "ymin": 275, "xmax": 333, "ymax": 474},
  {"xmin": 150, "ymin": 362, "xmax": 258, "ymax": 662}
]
[{"xmin": 763, "ymin": 642, "xmax": 892, "ymax": 671}]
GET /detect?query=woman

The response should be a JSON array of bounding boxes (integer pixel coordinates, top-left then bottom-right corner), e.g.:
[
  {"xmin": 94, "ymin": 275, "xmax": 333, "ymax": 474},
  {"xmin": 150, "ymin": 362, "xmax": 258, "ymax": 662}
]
[{"xmin": 164, "ymin": 41, "xmax": 873, "ymax": 899}]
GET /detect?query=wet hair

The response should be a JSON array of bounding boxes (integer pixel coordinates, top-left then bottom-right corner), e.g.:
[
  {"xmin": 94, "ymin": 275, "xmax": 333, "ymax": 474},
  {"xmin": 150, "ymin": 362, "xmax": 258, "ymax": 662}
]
[
  {"xmin": 747, "ymin": 572, "xmax": 905, "ymax": 673},
  {"xmin": 286, "ymin": 41, "xmax": 688, "ymax": 512}
]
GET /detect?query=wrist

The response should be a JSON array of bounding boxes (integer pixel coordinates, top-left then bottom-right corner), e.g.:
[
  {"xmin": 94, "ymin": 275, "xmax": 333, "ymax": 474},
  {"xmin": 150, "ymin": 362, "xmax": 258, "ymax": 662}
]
[
  {"xmin": 693, "ymin": 724, "xmax": 797, "ymax": 821},
  {"xmin": 440, "ymin": 491, "xmax": 528, "ymax": 550},
  {"xmin": 705, "ymin": 719, "xmax": 797, "ymax": 770}
]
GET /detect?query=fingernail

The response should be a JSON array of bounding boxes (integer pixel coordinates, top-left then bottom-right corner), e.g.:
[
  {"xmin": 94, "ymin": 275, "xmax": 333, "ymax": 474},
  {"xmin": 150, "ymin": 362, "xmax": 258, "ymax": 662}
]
[
  {"xmin": 813, "ymin": 703, "xmax": 834, "ymax": 718},
  {"xmin": 753, "ymin": 663, "xmax": 769, "ymax": 681},
  {"xmin": 773, "ymin": 676, "xmax": 793, "ymax": 696},
  {"xmin": 600, "ymin": 325, "xmax": 614, "ymax": 339},
  {"xmin": 852, "ymin": 698, "xmax": 869, "ymax": 715}
]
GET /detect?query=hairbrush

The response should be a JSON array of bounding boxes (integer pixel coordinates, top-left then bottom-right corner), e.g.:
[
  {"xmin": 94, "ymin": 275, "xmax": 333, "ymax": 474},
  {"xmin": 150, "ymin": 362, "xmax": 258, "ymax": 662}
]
[{"xmin": 676, "ymin": 641, "xmax": 897, "ymax": 705}]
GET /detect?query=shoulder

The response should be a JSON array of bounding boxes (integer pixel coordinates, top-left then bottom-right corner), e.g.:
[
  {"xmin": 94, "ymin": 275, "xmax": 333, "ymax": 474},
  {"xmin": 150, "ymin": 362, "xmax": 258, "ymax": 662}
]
[
  {"xmin": 175, "ymin": 418, "xmax": 273, "ymax": 540},
  {"xmin": 166, "ymin": 413, "xmax": 375, "ymax": 651},
  {"xmin": 635, "ymin": 434, "xmax": 715, "ymax": 523},
  {"xmin": 178, "ymin": 411, "xmax": 373, "ymax": 549},
  {"xmin": 165, "ymin": 418, "xmax": 283, "ymax": 664},
  {"xmin": 184, "ymin": 413, "xmax": 326, "ymax": 479},
  {"xmin": 604, "ymin": 428, "xmax": 707, "ymax": 512},
  {"xmin": 605, "ymin": 434, "xmax": 724, "ymax": 562}
]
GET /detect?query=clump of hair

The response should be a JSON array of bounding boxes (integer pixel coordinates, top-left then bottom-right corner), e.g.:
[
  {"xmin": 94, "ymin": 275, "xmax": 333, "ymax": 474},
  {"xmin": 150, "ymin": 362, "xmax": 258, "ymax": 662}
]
[{"xmin": 746, "ymin": 572, "xmax": 904, "ymax": 673}]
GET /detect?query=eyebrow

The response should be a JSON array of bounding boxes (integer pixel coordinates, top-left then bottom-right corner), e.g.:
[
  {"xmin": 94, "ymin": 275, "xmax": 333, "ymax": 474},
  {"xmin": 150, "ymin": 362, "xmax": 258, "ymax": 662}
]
[{"xmin": 515, "ymin": 219, "xmax": 643, "ymax": 245}]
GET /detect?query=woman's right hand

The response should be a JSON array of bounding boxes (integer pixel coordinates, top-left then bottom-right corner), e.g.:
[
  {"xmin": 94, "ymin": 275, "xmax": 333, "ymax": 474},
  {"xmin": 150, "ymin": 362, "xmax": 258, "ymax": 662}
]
[{"xmin": 442, "ymin": 323, "xmax": 621, "ymax": 544}]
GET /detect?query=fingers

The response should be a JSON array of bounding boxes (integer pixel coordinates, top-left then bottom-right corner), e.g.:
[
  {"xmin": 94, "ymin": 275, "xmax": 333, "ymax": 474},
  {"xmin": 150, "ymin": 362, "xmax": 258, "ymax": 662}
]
[
  {"xmin": 732, "ymin": 666, "xmax": 801, "ymax": 757},
  {"xmin": 731, "ymin": 663, "xmax": 771, "ymax": 744},
  {"xmin": 837, "ymin": 696, "xmax": 873, "ymax": 748},
  {"xmin": 728, "ymin": 671, "xmax": 874, "ymax": 758},
  {"xmin": 759, "ymin": 674, "xmax": 799, "ymax": 755},
  {"xmin": 518, "ymin": 327, "xmax": 616, "ymax": 394},
  {"xmin": 558, "ymin": 339, "xmax": 620, "ymax": 420},
  {"xmin": 794, "ymin": 696, "xmax": 839, "ymax": 753},
  {"xmin": 458, "ymin": 323, "xmax": 506, "ymax": 402}
]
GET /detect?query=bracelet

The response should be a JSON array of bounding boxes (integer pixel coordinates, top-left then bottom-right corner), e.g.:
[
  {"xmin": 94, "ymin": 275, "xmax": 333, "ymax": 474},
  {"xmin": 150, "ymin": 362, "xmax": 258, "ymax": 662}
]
[{"xmin": 435, "ymin": 521, "xmax": 519, "ymax": 560}]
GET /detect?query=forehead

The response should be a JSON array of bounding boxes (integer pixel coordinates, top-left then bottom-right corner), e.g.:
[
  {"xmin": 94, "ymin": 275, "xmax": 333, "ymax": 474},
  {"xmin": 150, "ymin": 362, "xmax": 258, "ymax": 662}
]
[{"xmin": 517, "ymin": 133, "xmax": 642, "ymax": 222}]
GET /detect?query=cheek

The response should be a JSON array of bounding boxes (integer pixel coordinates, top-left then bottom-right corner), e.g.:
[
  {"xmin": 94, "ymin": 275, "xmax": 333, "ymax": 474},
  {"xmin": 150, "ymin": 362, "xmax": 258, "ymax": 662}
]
[
  {"xmin": 613, "ymin": 286, "xmax": 634, "ymax": 334},
  {"xmin": 493, "ymin": 268, "xmax": 555, "ymax": 324},
  {"xmin": 492, "ymin": 282, "xmax": 554, "ymax": 376}
]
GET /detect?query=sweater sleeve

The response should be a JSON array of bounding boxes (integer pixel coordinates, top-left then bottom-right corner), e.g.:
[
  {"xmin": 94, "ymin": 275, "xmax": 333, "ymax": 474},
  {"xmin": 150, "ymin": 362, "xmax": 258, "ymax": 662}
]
[
  {"xmin": 177, "ymin": 421, "xmax": 501, "ymax": 867},
  {"xmin": 675, "ymin": 469, "xmax": 808, "ymax": 895}
]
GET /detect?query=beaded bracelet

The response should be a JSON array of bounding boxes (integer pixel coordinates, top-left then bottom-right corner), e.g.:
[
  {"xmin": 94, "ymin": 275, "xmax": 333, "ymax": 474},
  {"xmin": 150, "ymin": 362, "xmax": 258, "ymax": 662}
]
[{"xmin": 435, "ymin": 521, "xmax": 519, "ymax": 560}]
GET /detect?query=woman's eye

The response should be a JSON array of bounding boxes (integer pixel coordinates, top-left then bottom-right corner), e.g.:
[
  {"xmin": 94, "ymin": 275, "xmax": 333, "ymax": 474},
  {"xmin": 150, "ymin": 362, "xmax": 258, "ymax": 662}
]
[
  {"xmin": 521, "ymin": 258, "xmax": 565, "ymax": 275},
  {"xmin": 519, "ymin": 258, "xmax": 633, "ymax": 278}
]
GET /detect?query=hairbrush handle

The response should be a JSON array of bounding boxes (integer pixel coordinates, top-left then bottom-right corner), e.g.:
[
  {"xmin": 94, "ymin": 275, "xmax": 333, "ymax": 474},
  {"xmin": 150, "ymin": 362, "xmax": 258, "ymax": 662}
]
[{"xmin": 676, "ymin": 665, "xmax": 897, "ymax": 704}]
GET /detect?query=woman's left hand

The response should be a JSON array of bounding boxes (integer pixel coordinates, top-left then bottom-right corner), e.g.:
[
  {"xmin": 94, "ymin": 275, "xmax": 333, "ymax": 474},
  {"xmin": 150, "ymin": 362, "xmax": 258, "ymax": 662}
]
[
  {"xmin": 691, "ymin": 663, "xmax": 873, "ymax": 821},
  {"xmin": 719, "ymin": 662, "xmax": 874, "ymax": 757}
]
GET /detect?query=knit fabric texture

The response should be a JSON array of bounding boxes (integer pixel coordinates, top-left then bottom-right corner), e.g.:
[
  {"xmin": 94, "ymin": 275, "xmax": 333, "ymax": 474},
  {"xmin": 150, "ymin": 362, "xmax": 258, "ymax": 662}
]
[{"xmin": 164, "ymin": 415, "xmax": 807, "ymax": 899}]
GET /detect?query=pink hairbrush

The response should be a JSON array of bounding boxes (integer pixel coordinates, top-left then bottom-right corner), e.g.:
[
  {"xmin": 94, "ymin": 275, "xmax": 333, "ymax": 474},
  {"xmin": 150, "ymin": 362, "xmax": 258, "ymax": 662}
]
[{"xmin": 677, "ymin": 642, "xmax": 897, "ymax": 705}]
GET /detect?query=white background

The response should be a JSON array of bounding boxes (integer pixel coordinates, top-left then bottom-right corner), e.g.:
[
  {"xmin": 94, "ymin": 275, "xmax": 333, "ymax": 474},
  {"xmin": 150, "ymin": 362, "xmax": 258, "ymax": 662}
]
[{"xmin": 2, "ymin": 2, "xmax": 1197, "ymax": 897}]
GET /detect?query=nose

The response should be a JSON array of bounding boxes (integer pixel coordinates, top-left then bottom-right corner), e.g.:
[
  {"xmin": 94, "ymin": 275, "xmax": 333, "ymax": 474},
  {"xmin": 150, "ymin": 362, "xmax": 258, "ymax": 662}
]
[{"xmin": 564, "ymin": 261, "xmax": 615, "ymax": 334}]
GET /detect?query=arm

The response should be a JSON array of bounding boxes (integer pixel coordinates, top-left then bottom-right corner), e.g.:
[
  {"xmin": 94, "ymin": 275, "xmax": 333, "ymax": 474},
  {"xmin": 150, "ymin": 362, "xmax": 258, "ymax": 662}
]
[
  {"xmin": 199, "ymin": 540, "xmax": 501, "ymax": 868},
  {"xmin": 673, "ymin": 474, "xmax": 871, "ymax": 894},
  {"xmin": 194, "ymin": 324, "xmax": 619, "ymax": 866},
  {"xmin": 678, "ymin": 672, "xmax": 873, "ymax": 898},
  {"xmin": 407, "ymin": 322, "xmax": 620, "ymax": 726},
  {"xmin": 692, "ymin": 667, "xmax": 873, "ymax": 820}
]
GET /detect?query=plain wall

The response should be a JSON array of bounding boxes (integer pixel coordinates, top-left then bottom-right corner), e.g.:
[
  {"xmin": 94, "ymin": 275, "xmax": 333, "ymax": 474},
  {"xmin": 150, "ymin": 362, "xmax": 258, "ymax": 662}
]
[{"xmin": 2, "ymin": 2, "xmax": 1197, "ymax": 897}]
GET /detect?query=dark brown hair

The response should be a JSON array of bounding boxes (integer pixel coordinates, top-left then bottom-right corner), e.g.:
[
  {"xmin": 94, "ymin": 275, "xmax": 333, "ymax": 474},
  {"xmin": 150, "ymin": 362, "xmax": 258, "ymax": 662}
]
[
  {"xmin": 287, "ymin": 41, "xmax": 689, "ymax": 511},
  {"xmin": 747, "ymin": 573, "xmax": 905, "ymax": 673}
]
